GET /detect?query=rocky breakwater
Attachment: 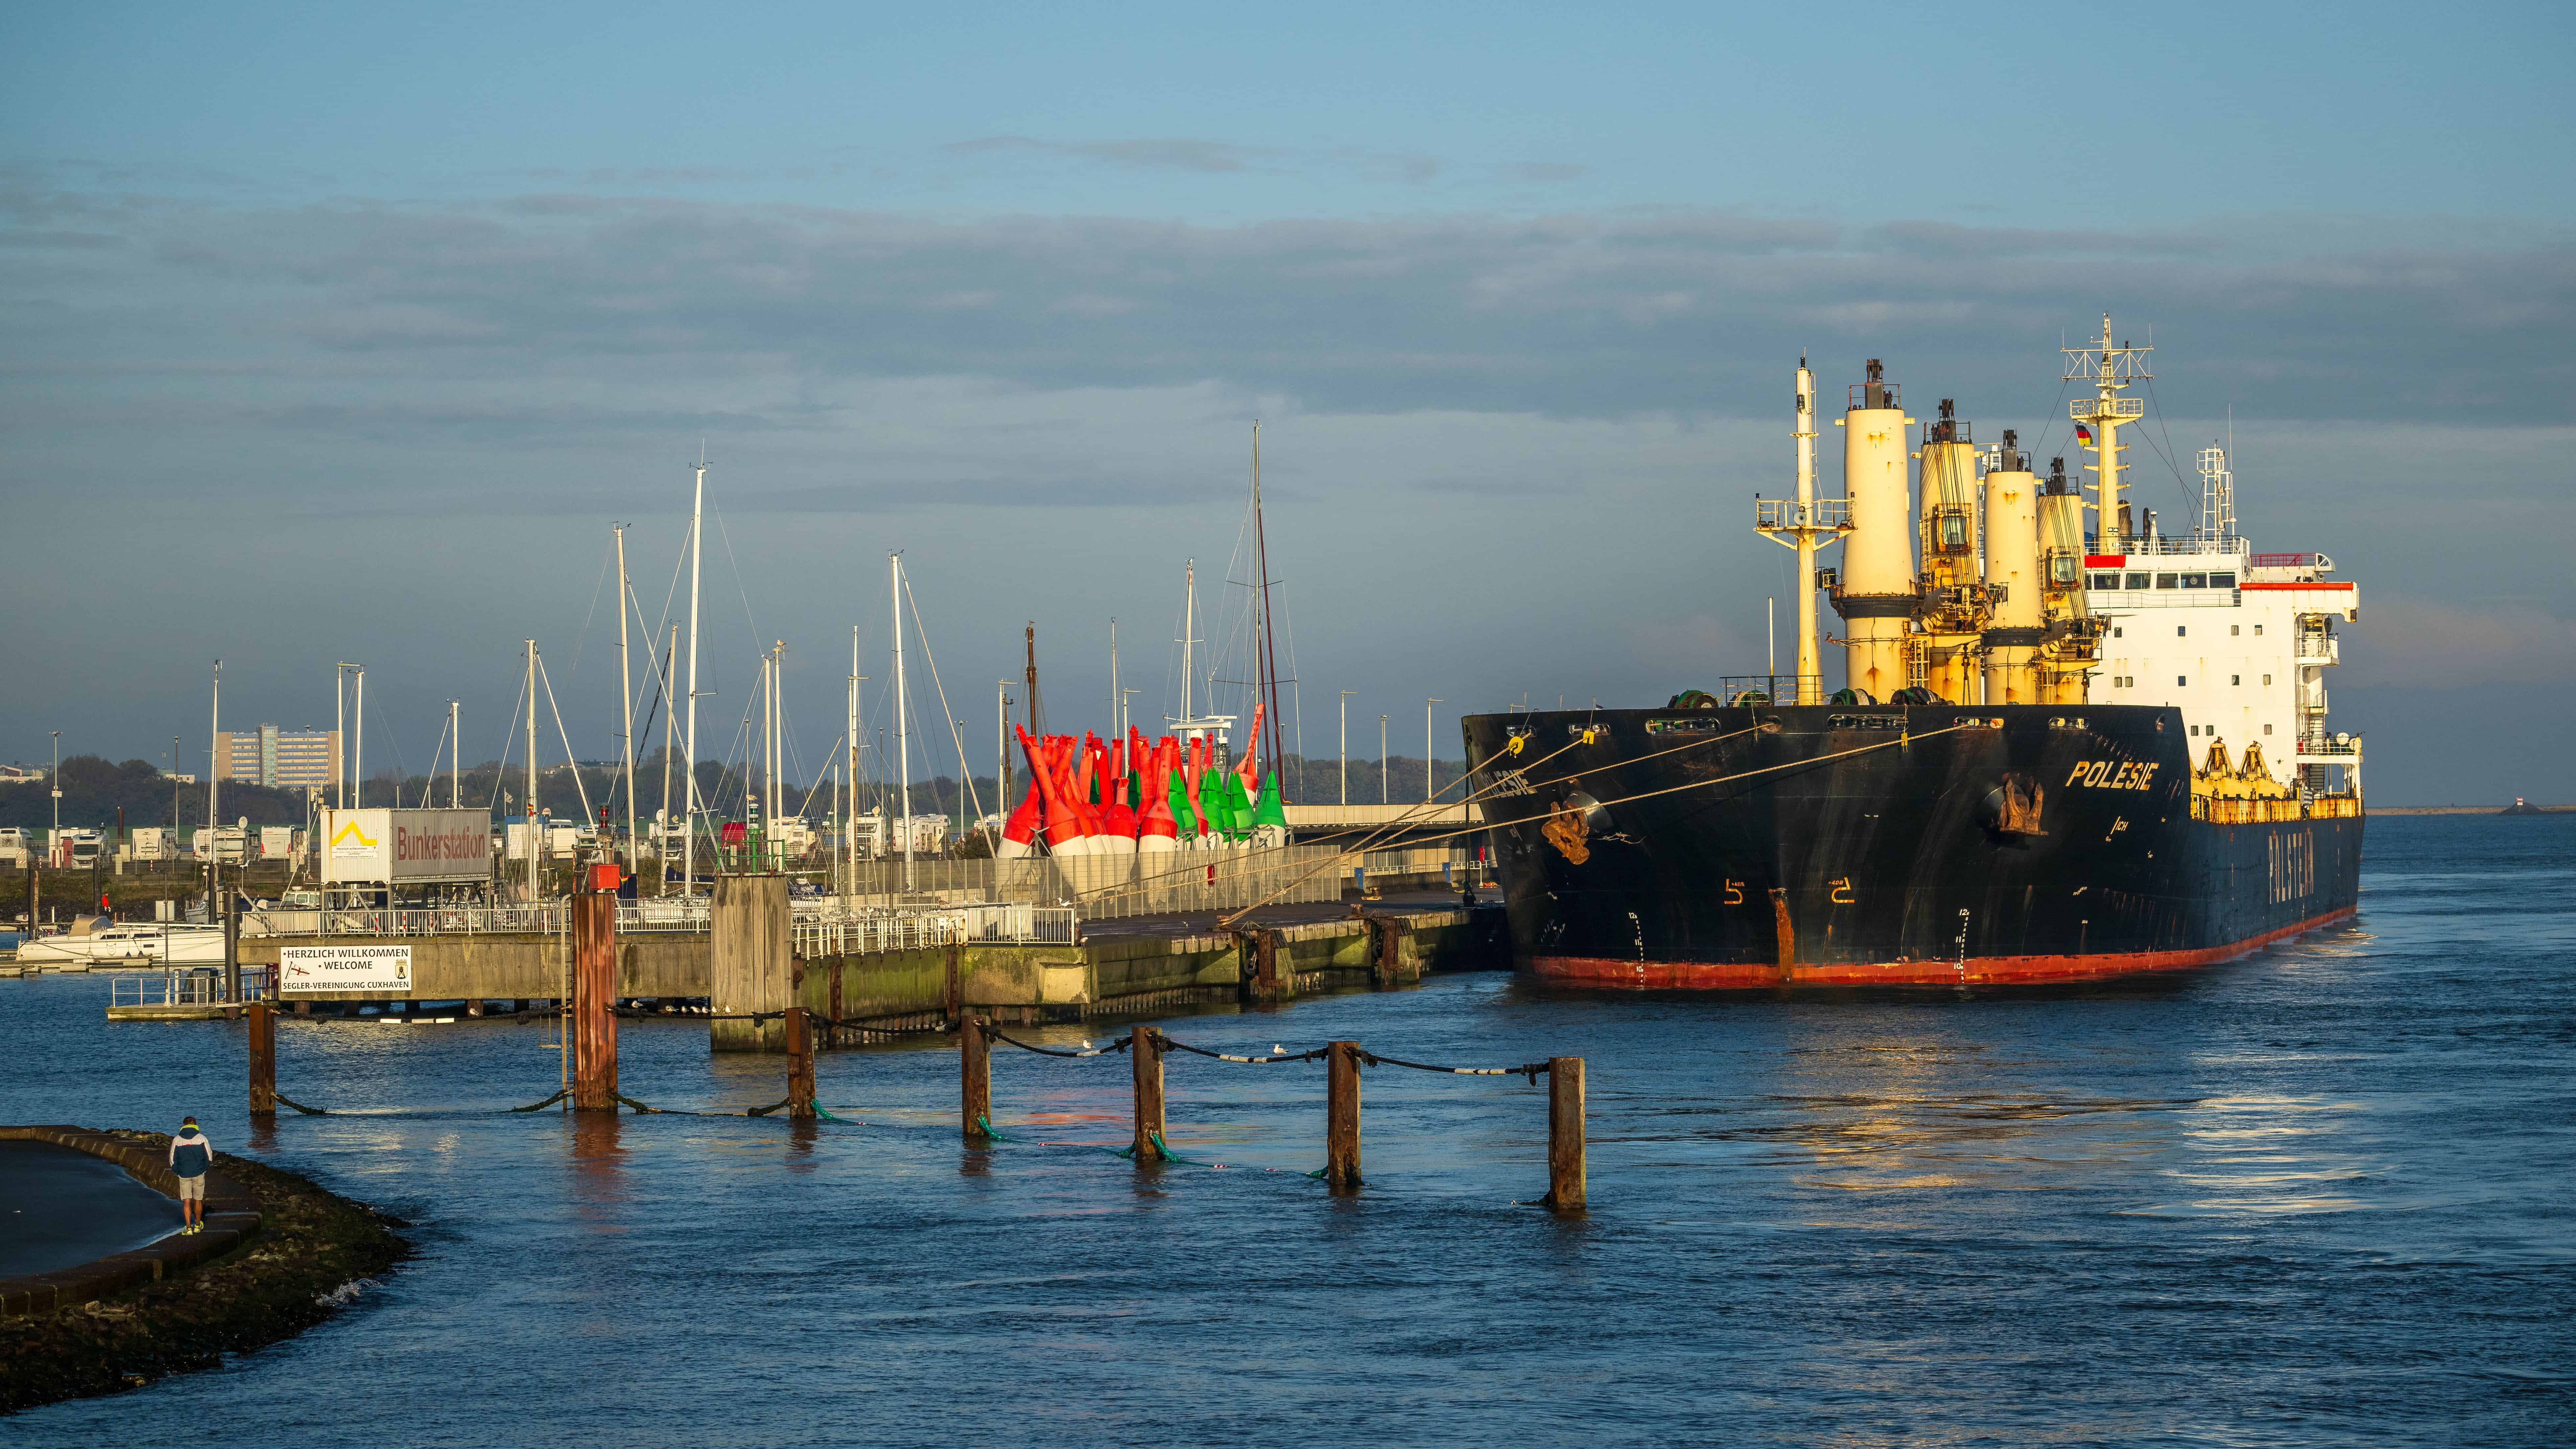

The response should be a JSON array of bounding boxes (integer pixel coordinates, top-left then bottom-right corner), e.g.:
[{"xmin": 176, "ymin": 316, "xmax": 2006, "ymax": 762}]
[{"xmin": 1, "ymin": 1127, "xmax": 409, "ymax": 1414}]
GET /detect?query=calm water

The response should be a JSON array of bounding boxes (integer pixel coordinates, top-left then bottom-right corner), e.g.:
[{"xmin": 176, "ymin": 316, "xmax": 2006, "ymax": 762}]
[{"xmin": 4, "ymin": 816, "xmax": 2570, "ymax": 1446}]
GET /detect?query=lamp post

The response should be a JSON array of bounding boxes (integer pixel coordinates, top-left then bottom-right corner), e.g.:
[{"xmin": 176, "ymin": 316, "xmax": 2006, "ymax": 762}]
[
  {"xmin": 50, "ymin": 731, "xmax": 61, "ymax": 844},
  {"xmin": 1379, "ymin": 715, "xmax": 1389, "ymax": 806},
  {"xmin": 1339, "ymin": 692, "xmax": 1355, "ymax": 806},
  {"xmin": 1424, "ymin": 698, "xmax": 1442, "ymax": 801}
]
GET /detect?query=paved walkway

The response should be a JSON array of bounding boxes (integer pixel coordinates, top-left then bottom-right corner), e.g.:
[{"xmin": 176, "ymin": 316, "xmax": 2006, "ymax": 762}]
[{"xmin": 0, "ymin": 1138, "xmax": 178, "ymax": 1279}]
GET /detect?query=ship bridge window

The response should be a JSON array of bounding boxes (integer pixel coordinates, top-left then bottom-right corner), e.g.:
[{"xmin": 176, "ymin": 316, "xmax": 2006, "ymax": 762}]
[
  {"xmin": 2181, "ymin": 573, "xmax": 2208, "ymax": 588},
  {"xmin": 2126, "ymin": 572, "xmax": 2150, "ymax": 589},
  {"xmin": 2156, "ymin": 573, "xmax": 2179, "ymax": 588},
  {"xmin": 2210, "ymin": 573, "xmax": 2236, "ymax": 589},
  {"xmin": 2090, "ymin": 572, "xmax": 2120, "ymax": 589}
]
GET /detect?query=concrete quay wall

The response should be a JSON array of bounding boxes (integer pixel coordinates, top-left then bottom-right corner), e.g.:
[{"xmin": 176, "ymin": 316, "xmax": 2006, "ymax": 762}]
[
  {"xmin": 233, "ymin": 934, "xmax": 705, "ymax": 1002},
  {"xmin": 234, "ymin": 906, "xmax": 1511, "ymax": 1031}
]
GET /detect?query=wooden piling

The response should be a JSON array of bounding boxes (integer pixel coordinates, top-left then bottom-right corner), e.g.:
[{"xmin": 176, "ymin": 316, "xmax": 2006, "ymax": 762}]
[
  {"xmin": 570, "ymin": 890, "xmax": 619, "ymax": 1111},
  {"xmin": 1545, "ymin": 1056, "xmax": 1585, "ymax": 1210},
  {"xmin": 785, "ymin": 1006, "xmax": 816, "ymax": 1118},
  {"xmin": 1369, "ymin": 916, "xmax": 1405, "ymax": 989},
  {"xmin": 1325, "ymin": 1040, "xmax": 1362, "ymax": 1191},
  {"xmin": 960, "ymin": 1016, "xmax": 991, "ymax": 1139},
  {"xmin": 221, "ymin": 900, "xmax": 241, "ymax": 1019},
  {"xmin": 246, "ymin": 1000, "xmax": 276, "ymax": 1117},
  {"xmin": 710, "ymin": 874, "xmax": 790, "ymax": 1053},
  {"xmin": 1131, "ymin": 1026, "xmax": 1165, "ymax": 1163},
  {"xmin": 943, "ymin": 944, "xmax": 963, "ymax": 1024}
]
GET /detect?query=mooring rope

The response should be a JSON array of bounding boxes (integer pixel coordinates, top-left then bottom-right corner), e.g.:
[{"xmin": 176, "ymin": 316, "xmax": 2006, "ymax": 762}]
[
  {"xmin": 506, "ymin": 1090, "xmax": 568, "ymax": 1113},
  {"xmin": 272, "ymin": 1092, "xmax": 331, "ymax": 1116},
  {"xmin": 1211, "ymin": 722, "xmax": 1769, "ymax": 925}
]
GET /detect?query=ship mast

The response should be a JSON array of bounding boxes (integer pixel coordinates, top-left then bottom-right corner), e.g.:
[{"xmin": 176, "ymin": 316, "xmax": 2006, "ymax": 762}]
[
  {"xmin": 2065, "ymin": 313, "xmax": 2150, "ymax": 552},
  {"xmin": 1754, "ymin": 356, "xmax": 1851, "ymax": 704}
]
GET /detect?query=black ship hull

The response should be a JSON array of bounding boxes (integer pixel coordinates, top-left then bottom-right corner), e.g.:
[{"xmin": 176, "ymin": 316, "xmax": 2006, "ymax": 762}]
[{"xmin": 1461, "ymin": 703, "xmax": 2361, "ymax": 988}]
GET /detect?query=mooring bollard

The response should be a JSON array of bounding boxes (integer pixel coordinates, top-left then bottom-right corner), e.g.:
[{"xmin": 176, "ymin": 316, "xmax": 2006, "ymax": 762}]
[
  {"xmin": 960, "ymin": 1016, "xmax": 991, "ymax": 1139},
  {"xmin": 785, "ymin": 1006, "xmax": 816, "ymax": 1118},
  {"xmin": 1325, "ymin": 1040, "xmax": 1363, "ymax": 1191},
  {"xmin": 247, "ymin": 1000, "xmax": 276, "ymax": 1117},
  {"xmin": 1545, "ymin": 1056, "xmax": 1585, "ymax": 1210},
  {"xmin": 1131, "ymin": 1026, "xmax": 1165, "ymax": 1162},
  {"xmin": 571, "ymin": 889, "xmax": 619, "ymax": 1111}
]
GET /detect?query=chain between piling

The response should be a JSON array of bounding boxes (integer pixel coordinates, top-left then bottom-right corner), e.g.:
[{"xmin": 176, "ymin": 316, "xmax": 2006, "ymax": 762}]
[
  {"xmin": 982, "ymin": 1026, "xmax": 1134, "ymax": 1058},
  {"xmin": 1158, "ymin": 1036, "xmax": 1329, "ymax": 1065},
  {"xmin": 1356, "ymin": 1049, "xmax": 1555, "ymax": 1082},
  {"xmin": 272, "ymin": 1092, "xmax": 331, "ymax": 1115}
]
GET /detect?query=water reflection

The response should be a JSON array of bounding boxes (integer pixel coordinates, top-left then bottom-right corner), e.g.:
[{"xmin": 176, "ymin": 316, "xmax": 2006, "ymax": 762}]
[{"xmin": 568, "ymin": 1110, "xmax": 625, "ymax": 1220}]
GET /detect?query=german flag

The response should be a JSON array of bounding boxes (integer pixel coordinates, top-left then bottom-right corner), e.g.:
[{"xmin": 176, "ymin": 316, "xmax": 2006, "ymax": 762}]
[{"xmin": 2074, "ymin": 423, "xmax": 2095, "ymax": 446}]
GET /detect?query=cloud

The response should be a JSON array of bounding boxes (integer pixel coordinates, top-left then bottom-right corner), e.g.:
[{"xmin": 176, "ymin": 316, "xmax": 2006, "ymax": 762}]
[
  {"xmin": 946, "ymin": 136, "xmax": 1266, "ymax": 174},
  {"xmin": 2338, "ymin": 594, "xmax": 2576, "ymax": 688},
  {"xmin": 5, "ymin": 188, "xmax": 2573, "ymax": 503}
]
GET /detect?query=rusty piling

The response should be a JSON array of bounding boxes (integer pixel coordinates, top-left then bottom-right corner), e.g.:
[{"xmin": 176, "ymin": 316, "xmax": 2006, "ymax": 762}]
[
  {"xmin": 246, "ymin": 1000, "xmax": 275, "ymax": 1117},
  {"xmin": 1325, "ymin": 1040, "xmax": 1363, "ymax": 1192},
  {"xmin": 1131, "ymin": 1026, "xmax": 1165, "ymax": 1163},
  {"xmin": 571, "ymin": 889, "xmax": 619, "ymax": 1111},
  {"xmin": 785, "ymin": 1006, "xmax": 816, "ymax": 1118},
  {"xmin": 1545, "ymin": 1056, "xmax": 1585, "ymax": 1210},
  {"xmin": 960, "ymin": 1016, "xmax": 991, "ymax": 1139}
]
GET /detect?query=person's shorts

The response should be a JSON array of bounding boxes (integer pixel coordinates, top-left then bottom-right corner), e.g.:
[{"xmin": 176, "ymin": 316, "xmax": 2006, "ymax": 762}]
[{"xmin": 177, "ymin": 1174, "xmax": 205, "ymax": 1201}]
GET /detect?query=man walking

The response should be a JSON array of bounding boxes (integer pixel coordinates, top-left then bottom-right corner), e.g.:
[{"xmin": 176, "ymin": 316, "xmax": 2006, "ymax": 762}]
[{"xmin": 168, "ymin": 1116, "xmax": 214, "ymax": 1235}]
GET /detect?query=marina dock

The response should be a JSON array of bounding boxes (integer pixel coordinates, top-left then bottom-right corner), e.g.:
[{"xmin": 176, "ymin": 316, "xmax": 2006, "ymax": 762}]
[{"xmin": 115, "ymin": 898, "xmax": 1506, "ymax": 1027}]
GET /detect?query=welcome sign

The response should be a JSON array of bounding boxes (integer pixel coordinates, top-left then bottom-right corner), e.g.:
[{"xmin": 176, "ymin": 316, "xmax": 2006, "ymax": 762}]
[{"xmin": 279, "ymin": 944, "xmax": 413, "ymax": 995}]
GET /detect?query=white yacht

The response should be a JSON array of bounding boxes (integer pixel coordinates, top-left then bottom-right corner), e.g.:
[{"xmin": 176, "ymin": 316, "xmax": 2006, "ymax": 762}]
[{"xmin": 15, "ymin": 922, "xmax": 229, "ymax": 968}]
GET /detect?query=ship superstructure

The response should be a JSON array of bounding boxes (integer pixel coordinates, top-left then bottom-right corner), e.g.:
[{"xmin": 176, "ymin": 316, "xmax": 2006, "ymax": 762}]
[
  {"xmin": 1802, "ymin": 314, "xmax": 2362, "ymax": 808},
  {"xmin": 1464, "ymin": 315, "xmax": 2363, "ymax": 988}
]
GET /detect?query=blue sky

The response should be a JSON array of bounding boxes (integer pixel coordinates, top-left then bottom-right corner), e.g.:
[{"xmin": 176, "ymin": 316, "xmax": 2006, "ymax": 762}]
[{"xmin": 5, "ymin": 2, "xmax": 2573, "ymax": 802}]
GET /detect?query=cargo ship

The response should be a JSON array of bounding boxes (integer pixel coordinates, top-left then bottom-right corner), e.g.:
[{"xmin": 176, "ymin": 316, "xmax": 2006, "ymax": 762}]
[{"xmin": 1463, "ymin": 317, "xmax": 2364, "ymax": 986}]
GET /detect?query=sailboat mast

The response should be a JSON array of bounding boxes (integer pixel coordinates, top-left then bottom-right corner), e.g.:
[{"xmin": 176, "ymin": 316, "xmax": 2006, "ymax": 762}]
[
  {"xmin": 891, "ymin": 553, "xmax": 912, "ymax": 884},
  {"xmin": 616, "ymin": 524, "xmax": 636, "ymax": 875},
  {"xmin": 1182, "ymin": 559, "xmax": 1197, "ymax": 725},
  {"xmin": 524, "ymin": 639, "xmax": 539, "ymax": 903},
  {"xmin": 1250, "ymin": 423, "xmax": 1286, "ymax": 792},
  {"xmin": 846, "ymin": 625, "xmax": 860, "ymax": 908},
  {"xmin": 449, "ymin": 699, "xmax": 460, "ymax": 809},
  {"xmin": 658, "ymin": 625, "xmax": 677, "ymax": 887},
  {"xmin": 682, "ymin": 458, "xmax": 705, "ymax": 897}
]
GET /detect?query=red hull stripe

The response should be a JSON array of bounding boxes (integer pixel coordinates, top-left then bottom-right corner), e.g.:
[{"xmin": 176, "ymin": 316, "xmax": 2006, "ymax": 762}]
[{"xmin": 1529, "ymin": 906, "xmax": 2358, "ymax": 989}]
